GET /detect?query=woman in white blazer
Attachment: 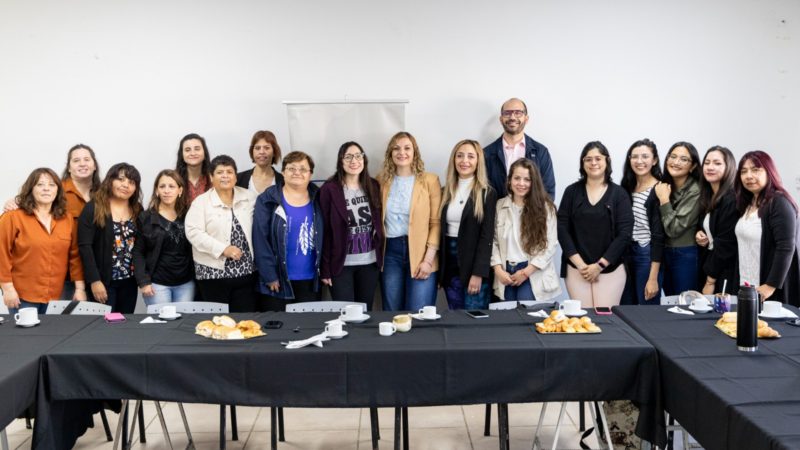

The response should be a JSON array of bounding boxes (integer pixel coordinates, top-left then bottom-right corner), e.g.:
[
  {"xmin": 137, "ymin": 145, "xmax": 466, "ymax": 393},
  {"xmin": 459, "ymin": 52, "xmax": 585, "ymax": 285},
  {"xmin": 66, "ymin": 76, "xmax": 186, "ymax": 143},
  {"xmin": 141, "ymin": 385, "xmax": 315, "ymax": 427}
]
[
  {"xmin": 491, "ymin": 159, "xmax": 561, "ymax": 301},
  {"xmin": 185, "ymin": 155, "xmax": 258, "ymax": 312}
]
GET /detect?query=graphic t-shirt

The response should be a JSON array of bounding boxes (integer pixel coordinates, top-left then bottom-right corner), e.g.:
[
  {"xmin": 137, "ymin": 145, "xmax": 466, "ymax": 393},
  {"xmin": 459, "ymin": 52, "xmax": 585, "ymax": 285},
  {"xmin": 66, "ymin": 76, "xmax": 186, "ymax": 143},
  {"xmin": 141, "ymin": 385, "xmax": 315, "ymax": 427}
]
[
  {"xmin": 343, "ymin": 187, "xmax": 376, "ymax": 266},
  {"xmin": 283, "ymin": 199, "xmax": 316, "ymax": 280}
]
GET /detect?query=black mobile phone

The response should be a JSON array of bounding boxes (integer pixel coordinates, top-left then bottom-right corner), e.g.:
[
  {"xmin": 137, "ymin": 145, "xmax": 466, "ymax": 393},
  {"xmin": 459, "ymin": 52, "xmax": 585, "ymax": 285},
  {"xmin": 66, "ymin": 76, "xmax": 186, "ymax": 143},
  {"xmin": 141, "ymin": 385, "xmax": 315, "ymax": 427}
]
[
  {"xmin": 264, "ymin": 320, "xmax": 283, "ymax": 329},
  {"xmin": 465, "ymin": 310, "xmax": 489, "ymax": 319},
  {"xmin": 594, "ymin": 307, "xmax": 613, "ymax": 315}
]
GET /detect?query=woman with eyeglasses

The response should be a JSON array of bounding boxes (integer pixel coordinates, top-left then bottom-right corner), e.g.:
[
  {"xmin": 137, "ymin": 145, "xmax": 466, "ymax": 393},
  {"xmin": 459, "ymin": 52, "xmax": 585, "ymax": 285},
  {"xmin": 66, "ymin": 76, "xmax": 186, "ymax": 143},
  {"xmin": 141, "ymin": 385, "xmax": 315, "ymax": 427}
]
[
  {"xmin": 253, "ymin": 151, "xmax": 323, "ymax": 311},
  {"xmin": 695, "ymin": 146, "xmax": 739, "ymax": 295},
  {"xmin": 620, "ymin": 139, "xmax": 665, "ymax": 305},
  {"xmin": 378, "ymin": 132, "xmax": 441, "ymax": 312},
  {"xmin": 319, "ymin": 142, "xmax": 383, "ymax": 309},
  {"xmin": 175, "ymin": 133, "xmax": 212, "ymax": 204},
  {"xmin": 558, "ymin": 141, "xmax": 632, "ymax": 307},
  {"xmin": 237, "ymin": 130, "xmax": 284, "ymax": 194},
  {"xmin": 654, "ymin": 142, "xmax": 702, "ymax": 295},
  {"xmin": 186, "ymin": 155, "xmax": 259, "ymax": 312},
  {"xmin": 78, "ymin": 163, "xmax": 144, "ymax": 313},
  {"xmin": 439, "ymin": 140, "xmax": 496, "ymax": 309},
  {"xmin": 735, "ymin": 151, "xmax": 800, "ymax": 306}
]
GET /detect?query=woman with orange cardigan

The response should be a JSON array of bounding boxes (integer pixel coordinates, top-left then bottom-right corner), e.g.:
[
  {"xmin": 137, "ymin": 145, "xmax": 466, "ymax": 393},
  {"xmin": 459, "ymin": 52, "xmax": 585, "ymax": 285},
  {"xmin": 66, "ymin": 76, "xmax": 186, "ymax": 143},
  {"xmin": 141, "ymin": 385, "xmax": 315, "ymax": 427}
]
[
  {"xmin": 378, "ymin": 132, "xmax": 441, "ymax": 311},
  {"xmin": 1, "ymin": 168, "xmax": 85, "ymax": 313}
]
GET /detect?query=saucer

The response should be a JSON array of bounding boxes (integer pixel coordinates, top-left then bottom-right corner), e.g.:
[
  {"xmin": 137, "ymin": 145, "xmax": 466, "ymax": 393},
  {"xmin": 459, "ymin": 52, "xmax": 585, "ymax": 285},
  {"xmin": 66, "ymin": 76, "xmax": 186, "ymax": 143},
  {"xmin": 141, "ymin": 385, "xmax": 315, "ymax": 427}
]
[
  {"xmin": 158, "ymin": 313, "xmax": 182, "ymax": 321},
  {"xmin": 689, "ymin": 305, "xmax": 713, "ymax": 313},
  {"xmin": 760, "ymin": 310, "xmax": 791, "ymax": 319},
  {"xmin": 16, "ymin": 319, "xmax": 40, "ymax": 328},
  {"xmin": 341, "ymin": 314, "xmax": 370, "ymax": 323},
  {"xmin": 324, "ymin": 331, "xmax": 348, "ymax": 339},
  {"xmin": 564, "ymin": 310, "xmax": 587, "ymax": 317},
  {"xmin": 410, "ymin": 313, "xmax": 441, "ymax": 320}
]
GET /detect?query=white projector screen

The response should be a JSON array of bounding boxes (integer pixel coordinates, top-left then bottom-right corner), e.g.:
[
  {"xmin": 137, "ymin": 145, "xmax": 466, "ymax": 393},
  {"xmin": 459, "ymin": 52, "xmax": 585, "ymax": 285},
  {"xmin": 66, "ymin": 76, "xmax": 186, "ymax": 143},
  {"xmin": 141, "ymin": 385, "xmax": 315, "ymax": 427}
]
[{"xmin": 284, "ymin": 100, "xmax": 407, "ymax": 181}]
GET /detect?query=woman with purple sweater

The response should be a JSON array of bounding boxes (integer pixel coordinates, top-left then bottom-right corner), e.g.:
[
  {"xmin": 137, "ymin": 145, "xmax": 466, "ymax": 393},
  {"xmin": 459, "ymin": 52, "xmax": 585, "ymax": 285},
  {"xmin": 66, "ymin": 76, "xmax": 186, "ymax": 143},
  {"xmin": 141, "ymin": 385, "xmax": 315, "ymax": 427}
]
[{"xmin": 319, "ymin": 142, "xmax": 384, "ymax": 310}]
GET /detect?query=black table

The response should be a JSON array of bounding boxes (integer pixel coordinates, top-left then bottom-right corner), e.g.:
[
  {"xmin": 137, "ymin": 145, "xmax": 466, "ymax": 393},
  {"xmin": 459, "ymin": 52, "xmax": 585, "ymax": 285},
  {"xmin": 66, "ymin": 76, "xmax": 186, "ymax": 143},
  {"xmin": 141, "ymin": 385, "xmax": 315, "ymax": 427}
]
[
  {"xmin": 0, "ymin": 315, "xmax": 98, "ymax": 430},
  {"xmin": 33, "ymin": 310, "xmax": 667, "ymax": 448},
  {"xmin": 614, "ymin": 305, "xmax": 800, "ymax": 450}
]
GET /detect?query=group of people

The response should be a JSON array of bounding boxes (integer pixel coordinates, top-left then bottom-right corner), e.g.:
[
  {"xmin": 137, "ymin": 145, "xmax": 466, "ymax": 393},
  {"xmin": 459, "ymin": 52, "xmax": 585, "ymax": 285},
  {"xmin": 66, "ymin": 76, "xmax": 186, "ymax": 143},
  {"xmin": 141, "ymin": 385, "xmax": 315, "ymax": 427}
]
[{"xmin": 2, "ymin": 98, "xmax": 799, "ymax": 316}]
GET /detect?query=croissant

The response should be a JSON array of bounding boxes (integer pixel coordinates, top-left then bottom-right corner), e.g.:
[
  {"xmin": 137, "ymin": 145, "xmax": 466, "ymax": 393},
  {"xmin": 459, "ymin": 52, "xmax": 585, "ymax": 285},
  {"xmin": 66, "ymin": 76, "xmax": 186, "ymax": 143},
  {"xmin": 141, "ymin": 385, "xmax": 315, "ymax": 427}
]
[{"xmin": 758, "ymin": 327, "xmax": 781, "ymax": 338}]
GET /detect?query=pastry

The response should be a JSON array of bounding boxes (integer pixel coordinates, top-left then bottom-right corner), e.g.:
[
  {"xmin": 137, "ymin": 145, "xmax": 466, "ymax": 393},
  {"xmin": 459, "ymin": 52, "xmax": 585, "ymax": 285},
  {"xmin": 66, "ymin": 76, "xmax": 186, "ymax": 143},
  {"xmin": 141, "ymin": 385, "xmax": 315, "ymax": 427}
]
[
  {"xmin": 195, "ymin": 320, "xmax": 215, "ymax": 337},
  {"xmin": 213, "ymin": 315, "xmax": 237, "ymax": 328},
  {"xmin": 212, "ymin": 325, "xmax": 244, "ymax": 340}
]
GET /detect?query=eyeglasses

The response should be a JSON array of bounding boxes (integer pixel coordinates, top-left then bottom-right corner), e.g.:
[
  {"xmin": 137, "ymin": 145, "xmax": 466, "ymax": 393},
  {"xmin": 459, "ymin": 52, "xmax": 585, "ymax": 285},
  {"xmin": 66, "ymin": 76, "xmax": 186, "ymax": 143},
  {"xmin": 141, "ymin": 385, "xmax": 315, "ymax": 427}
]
[
  {"xmin": 501, "ymin": 110, "xmax": 526, "ymax": 118},
  {"xmin": 583, "ymin": 156, "xmax": 605, "ymax": 164},
  {"xmin": 668, "ymin": 154, "xmax": 692, "ymax": 165},
  {"xmin": 343, "ymin": 153, "xmax": 364, "ymax": 162},
  {"xmin": 629, "ymin": 154, "xmax": 653, "ymax": 161},
  {"xmin": 285, "ymin": 167, "xmax": 310, "ymax": 175}
]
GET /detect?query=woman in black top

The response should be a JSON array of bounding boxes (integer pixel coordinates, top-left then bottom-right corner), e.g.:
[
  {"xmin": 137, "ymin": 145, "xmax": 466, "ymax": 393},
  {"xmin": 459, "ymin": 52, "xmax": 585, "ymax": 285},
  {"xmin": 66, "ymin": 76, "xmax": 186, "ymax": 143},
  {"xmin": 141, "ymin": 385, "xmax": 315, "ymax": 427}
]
[
  {"xmin": 620, "ymin": 139, "xmax": 665, "ymax": 305},
  {"xmin": 558, "ymin": 141, "xmax": 633, "ymax": 308},
  {"xmin": 236, "ymin": 130, "xmax": 284, "ymax": 194},
  {"xmin": 134, "ymin": 169, "xmax": 195, "ymax": 305},
  {"xmin": 695, "ymin": 146, "xmax": 739, "ymax": 295},
  {"xmin": 78, "ymin": 163, "xmax": 143, "ymax": 313}
]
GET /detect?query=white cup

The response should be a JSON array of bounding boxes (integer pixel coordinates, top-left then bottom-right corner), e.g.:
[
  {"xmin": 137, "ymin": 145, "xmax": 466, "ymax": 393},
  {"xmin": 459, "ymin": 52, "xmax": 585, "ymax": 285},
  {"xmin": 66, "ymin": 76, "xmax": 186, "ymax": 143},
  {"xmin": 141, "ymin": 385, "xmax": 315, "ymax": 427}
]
[
  {"xmin": 763, "ymin": 301, "xmax": 782, "ymax": 316},
  {"xmin": 340, "ymin": 304, "xmax": 363, "ymax": 320},
  {"xmin": 418, "ymin": 305, "xmax": 437, "ymax": 319},
  {"xmin": 393, "ymin": 314, "xmax": 412, "ymax": 332},
  {"xmin": 160, "ymin": 305, "xmax": 177, "ymax": 317},
  {"xmin": 690, "ymin": 298, "xmax": 709, "ymax": 309},
  {"xmin": 559, "ymin": 300, "xmax": 581, "ymax": 315},
  {"xmin": 14, "ymin": 307, "xmax": 38, "ymax": 325},
  {"xmin": 325, "ymin": 320, "xmax": 345, "ymax": 336},
  {"xmin": 379, "ymin": 322, "xmax": 397, "ymax": 336}
]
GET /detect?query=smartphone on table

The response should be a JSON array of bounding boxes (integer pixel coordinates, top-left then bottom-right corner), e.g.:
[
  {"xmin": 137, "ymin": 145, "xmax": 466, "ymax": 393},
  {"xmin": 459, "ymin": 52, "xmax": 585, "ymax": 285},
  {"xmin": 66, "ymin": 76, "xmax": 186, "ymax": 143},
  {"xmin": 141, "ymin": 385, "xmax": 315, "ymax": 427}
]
[
  {"xmin": 594, "ymin": 307, "xmax": 612, "ymax": 315},
  {"xmin": 465, "ymin": 310, "xmax": 489, "ymax": 319}
]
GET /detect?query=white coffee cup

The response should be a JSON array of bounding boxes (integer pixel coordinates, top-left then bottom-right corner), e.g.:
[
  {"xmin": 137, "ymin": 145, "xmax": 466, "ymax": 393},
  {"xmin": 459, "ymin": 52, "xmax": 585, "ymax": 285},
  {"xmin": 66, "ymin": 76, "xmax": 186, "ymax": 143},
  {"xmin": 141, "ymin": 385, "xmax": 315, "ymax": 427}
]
[
  {"xmin": 418, "ymin": 305, "xmax": 437, "ymax": 319},
  {"xmin": 763, "ymin": 300, "xmax": 782, "ymax": 316},
  {"xmin": 393, "ymin": 314, "xmax": 412, "ymax": 332},
  {"xmin": 160, "ymin": 305, "xmax": 177, "ymax": 317},
  {"xmin": 690, "ymin": 298, "xmax": 710, "ymax": 309},
  {"xmin": 379, "ymin": 322, "xmax": 397, "ymax": 336},
  {"xmin": 340, "ymin": 304, "xmax": 363, "ymax": 320},
  {"xmin": 14, "ymin": 307, "xmax": 38, "ymax": 325},
  {"xmin": 325, "ymin": 320, "xmax": 345, "ymax": 336},
  {"xmin": 559, "ymin": 300, "xmax": 581, "ymax": 315}
]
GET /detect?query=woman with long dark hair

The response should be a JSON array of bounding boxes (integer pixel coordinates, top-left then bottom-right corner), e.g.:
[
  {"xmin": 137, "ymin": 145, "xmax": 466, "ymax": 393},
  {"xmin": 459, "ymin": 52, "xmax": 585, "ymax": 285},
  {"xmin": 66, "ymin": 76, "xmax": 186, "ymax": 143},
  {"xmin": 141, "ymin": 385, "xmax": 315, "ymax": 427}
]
[
  {"xmin": 78, "ymin": 163, "xmax": 143, "ymax": 313},
  {"xmin": 620, "ymin": 139, "xmax": 665, "ymax": 305},
  {"xmin": 735, "ymin": 151, "xmax": 800, "ymax": 306},
  {"xmin": 319, "ymin": 142, "xmax": 383, "ymax": 309},
  {"xmin": 439, "ymin": 139, "xmax": 496, "ymax": 309},
  {"xmin": 134, "ymin": 169, "xmax": 195, "ymax": 305},
  {"xmin": 655, "ymin": 141, "xmax": 702, "ymax": 295},
  {"xmin": 491, "ymin": 158, "xmax": 560, "ymax": 301},
  {"xmin": 175, "ymin": 133, "xmax": 212, "ymax": 204},
  {"xmin": 695, "ymin": 146, "xmax": 739, "ymax": 295},
  {"xmin": 558, "ymin": 141, "xmax": 632, "ymax": 307}
]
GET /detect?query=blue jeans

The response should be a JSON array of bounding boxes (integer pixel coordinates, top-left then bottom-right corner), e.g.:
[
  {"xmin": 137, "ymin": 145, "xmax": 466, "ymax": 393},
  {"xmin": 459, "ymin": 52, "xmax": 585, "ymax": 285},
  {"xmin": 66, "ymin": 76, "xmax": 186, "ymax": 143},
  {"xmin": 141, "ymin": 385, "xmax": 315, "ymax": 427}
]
[
  {"xmin": 381, "ymin": 237, "xmax": 438, "ymax": 311},
  {"xmin": 9, "ymin": 299, "xmax": 49, "ymax": 315},
  {"xmin": 143, "ymin": 280, "xmax": 196, "ymax": 306},
  {"xmin": 441, "ymin": 238, "xmax": 490, "ymax": 310},
  {"xmin": 662, "ymin": 245, "xmax": 699, "ymax": 296},
  {"xmin": 503, "ymin": 261, "xmax": 535, "ymax": 301},
  {"xmin": 621, "ymin": 243, "xmax": 663, "ymax": 305}
]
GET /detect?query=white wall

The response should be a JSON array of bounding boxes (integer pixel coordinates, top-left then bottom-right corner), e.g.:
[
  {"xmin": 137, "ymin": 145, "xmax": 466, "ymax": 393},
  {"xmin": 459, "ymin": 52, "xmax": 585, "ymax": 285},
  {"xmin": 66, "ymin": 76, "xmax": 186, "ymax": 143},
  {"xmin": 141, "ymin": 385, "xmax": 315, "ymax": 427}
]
[{"xmin": 1, "ymin": 0, "xmax": 798, "ymax": 203}]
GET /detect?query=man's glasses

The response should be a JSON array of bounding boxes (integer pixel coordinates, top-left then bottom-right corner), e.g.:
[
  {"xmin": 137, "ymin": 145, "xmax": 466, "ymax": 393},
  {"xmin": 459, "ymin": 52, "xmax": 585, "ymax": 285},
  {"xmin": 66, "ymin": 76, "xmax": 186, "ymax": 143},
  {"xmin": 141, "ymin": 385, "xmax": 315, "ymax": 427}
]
[{"xmin": 501, "ymin": 110, "xmax": 526, "ymax": 118}]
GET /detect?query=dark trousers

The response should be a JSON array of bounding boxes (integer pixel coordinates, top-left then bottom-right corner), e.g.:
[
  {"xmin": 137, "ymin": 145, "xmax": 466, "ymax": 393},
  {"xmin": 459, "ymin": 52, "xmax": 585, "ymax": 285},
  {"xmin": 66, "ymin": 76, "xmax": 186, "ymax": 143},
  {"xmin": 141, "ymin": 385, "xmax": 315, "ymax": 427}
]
[
  {"xmin": 329, "ymin": 263, "xmax": 379, "ymax": 310},
  {"xmin": 86, "ymin": 277, "xmax": 138, "ymax": 314},
  {"xmin": 196, "ymin": 273, "xmax": 259, "ymax": 312},
  {"xmin": 258, "ymin": 279, "xmax": 320, "ymax": 312}
]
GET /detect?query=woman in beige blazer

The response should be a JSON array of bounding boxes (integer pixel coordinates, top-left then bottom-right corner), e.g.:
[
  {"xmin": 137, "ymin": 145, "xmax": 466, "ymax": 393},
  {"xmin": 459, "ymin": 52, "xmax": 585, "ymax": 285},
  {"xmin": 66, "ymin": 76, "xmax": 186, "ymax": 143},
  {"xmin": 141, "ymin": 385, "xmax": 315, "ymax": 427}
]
[{"xmin": 378, "ymin": 132, "xmax": 441, "ymax": 311}]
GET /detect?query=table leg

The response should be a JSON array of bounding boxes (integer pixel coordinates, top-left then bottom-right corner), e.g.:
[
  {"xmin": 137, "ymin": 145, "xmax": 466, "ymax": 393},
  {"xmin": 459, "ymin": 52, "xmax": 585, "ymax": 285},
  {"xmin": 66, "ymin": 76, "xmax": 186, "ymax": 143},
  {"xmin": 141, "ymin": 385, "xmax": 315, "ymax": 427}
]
[
  {"xmin": 394, "ymin": 407, "xmax": 401, "ymax": 450},
  {"xmin": 484, "ymin": 403, "xmax": 492, "ymax": 436},
  {"xmin": 230, "ymin": 405, "xmax": 238, "ymax": 441},
  {"xmin": 278, "ymin": 407, "xmax": 285, "ymax": 441},
  {"xmin": 219, "ymin": 404, "xmax": 226, "ymax": 450},
  {"xmin": 579, "ymin": 401, "xmax": 585, "ymax": 431},
  {"xmin": 402, "ymin": 407, "xmax": 409, "ymax": 450},
  {"xmin": 550, "ymin": 402, "xmax": 567, "ymax": 450},
  {"xmin": 154, "ymin": 401, "xmax": 174, "ymax": 450},
  {"xmin": 138, "ymin": 403, "xmax": 147, "ymax": 443},
  {"xmin": 497, "ymin": 403, "xmax": 508, "ymax": 450},
  {"xmin": 369, "ymin": 407, "xmax": 379, "ymax": 450},
  {"xmin": 112, "ymin": 400, "xmax": 129, "ymax": 450},
  {"xmin": 270, "ymin": 407, "xmax": 277, "ymax": 450}
]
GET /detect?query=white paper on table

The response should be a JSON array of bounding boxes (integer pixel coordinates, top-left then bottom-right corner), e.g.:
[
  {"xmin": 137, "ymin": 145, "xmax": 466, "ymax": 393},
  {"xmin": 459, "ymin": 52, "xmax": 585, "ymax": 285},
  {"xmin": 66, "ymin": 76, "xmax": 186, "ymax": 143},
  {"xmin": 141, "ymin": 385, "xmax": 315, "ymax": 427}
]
[
  {"xmin": 140, "ymin": 317, "xmax": 167, "ymax": 324},
  {"xmin": 527, "ymin": 310, "xmax": 549, "ymax": 318},
  {"xmin": 285, "ymin": 334, "xmax": 330, "ymax": 349},
  {"xmin": 667, "ymin": 306, "xmax": 695, "ymax": 315}
]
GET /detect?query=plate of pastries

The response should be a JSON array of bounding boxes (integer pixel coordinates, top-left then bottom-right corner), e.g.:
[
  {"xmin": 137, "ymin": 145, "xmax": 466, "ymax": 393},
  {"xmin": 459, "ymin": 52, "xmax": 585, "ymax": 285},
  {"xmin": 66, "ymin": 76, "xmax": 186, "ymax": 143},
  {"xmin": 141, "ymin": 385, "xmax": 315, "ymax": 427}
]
[
  {"xmin": 715, "ymin": 312, "xmax": 781, "ymax": 339},
  {"xmin": 195, "ymin": 315, "xmax": 266, "ymax": 340},
  {"xmin": 535, "ymin": 310, "xmax": 602, "ymax": 334}
]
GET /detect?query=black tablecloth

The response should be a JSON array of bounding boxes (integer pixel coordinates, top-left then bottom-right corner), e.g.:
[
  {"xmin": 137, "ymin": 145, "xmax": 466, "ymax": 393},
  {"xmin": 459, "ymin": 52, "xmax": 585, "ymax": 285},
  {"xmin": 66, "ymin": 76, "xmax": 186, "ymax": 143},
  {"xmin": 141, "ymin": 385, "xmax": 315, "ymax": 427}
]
[
  {"xmin": 614, "ymin": 305, "xmax": 800, "ymax": 450},
  {"xmin": 0, "ymin": 315, "xmax": 98, "ymax": 429},
  {"xmin": 33, "ymin": 310, "xmax": 666, "ymax": 448}
]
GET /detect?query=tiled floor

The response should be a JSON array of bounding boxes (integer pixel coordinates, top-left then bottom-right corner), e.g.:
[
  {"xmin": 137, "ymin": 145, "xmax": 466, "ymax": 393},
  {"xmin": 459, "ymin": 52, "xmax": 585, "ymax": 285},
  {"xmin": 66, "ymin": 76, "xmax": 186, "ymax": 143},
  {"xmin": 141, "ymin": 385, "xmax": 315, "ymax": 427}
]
[{"xmin": 3, "ymin": 401, "xmax": 694, "ymax": 449}]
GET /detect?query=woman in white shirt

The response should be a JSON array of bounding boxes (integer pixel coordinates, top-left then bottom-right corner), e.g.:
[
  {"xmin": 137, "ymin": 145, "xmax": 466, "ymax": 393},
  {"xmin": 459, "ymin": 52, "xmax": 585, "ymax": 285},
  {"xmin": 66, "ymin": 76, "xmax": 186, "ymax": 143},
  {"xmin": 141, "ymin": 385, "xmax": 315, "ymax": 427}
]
[{"xmin": 236, "ymin": 130, "xmax": 284, "ymax": 194}]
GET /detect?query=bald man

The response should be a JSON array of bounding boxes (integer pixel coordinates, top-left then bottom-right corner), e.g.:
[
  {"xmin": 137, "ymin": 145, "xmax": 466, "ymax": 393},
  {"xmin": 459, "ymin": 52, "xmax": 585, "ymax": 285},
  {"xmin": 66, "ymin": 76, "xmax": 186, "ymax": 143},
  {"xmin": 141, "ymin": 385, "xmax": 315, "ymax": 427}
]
[{"xmin": 483, "ymin": 98, "xmax": 555, "ymax": 199}]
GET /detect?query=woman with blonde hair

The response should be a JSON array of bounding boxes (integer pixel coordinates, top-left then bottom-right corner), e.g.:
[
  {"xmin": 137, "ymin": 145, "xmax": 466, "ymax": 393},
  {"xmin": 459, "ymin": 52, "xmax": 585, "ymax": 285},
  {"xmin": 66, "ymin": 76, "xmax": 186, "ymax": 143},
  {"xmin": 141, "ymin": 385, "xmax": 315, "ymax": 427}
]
[
  {"xmin": 491, "ymin": 159, "xmax": 561, "ymax": 301},
  {"xmin": 438, "ymin": 139, "xmax": 496, "ymax": 309},
  {"xmin": 378, "ymin": 131, "xmax": 441, "ymax": 311}
]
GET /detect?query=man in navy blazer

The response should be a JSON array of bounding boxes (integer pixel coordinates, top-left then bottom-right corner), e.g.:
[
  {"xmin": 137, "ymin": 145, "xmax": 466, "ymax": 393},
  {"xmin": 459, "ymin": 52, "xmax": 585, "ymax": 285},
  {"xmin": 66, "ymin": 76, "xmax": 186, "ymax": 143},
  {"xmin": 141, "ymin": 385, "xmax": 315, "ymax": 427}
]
[{"xmin": 483, "ymin": 98, "xmax": 556, "ymax": 200}]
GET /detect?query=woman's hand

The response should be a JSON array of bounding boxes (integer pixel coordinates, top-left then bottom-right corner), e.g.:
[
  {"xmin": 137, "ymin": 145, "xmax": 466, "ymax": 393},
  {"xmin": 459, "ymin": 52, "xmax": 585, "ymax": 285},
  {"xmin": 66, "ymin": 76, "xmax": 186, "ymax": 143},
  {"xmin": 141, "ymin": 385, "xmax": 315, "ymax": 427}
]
[
  {"xmin": 695, "ymin": 230, "xmax": 709, "ymax": 247},
  {"xmin": 321, "ymin": 278, "xmax": 332, "ymax": 287},
  {"xmin": 140, "ymin": 284, "xmax": 155, "ymax": 297},
  {"xmin": 223, "ymin": 246, "xmax": 243, "ymax": 261},
  {"xmin": 268, "ymin": 281, "xmax": 280, "ymax": 292},
  {"xmin": 3, "ymin": 197, "xmax": 19, "ymax": 213},
  {"xmin": 644, "ymin": 278, "xmax": 659, "ymax": 300},
  {"xmin": 413, "ymin": 260, "xmax": 433, "ymax": 280},
  {"xmin": 494, "ymin": 265, "xmax": 513, "ymax": 286},
  {"xmin": 701, "ymin": 280, "xmax": 715, "ymax": 295},
  {"xmin": 73, "ymin": 288, "xmax": 87, "ymax": 301},
  {"xmin": 757, "ymin": 284, "xmax": 776, "ymax": 301},
  {"xmin": 580, "ymin": 263, "xmax": 602, "ymax": 283},
  {"xmin": 91, "ymin": 281, "xmax": 108, "ymax": 303},
  {"xmin": 467, "ymin": 275, "xmax": 482, "ymax": 295},
  {"xmin": 2, "ymin": 285, "xmax": 20, "ymax": 309},
  {"xmin": 654, "ymin": 182, "xmax": 672, "ymax": 205},
  {"xmin": 509, "ymin": 267, "xmax": 530, "ymax": 286}
]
